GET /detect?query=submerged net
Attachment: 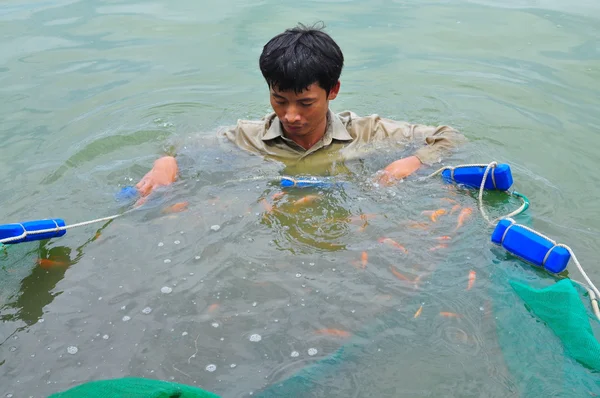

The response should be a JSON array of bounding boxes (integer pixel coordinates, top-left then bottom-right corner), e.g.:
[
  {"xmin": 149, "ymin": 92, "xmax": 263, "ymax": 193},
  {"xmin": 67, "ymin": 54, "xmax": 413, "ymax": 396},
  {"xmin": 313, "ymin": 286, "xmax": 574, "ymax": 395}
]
[
  {"xmin": 490, "ymin": 261, "xmax": 600, "ymax": 397},
  {"xmin": 48, "ymin": 377, "xmax": 221, "ymax": 398},
  {"xmin": 510, "ymin": 279, "xmax": 600, "ymax": 372}
]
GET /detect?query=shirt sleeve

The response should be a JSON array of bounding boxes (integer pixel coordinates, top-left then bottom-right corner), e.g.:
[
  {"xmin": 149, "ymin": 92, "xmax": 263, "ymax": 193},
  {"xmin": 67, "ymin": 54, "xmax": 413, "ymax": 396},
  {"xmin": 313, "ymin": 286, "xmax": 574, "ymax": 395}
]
[
  {"xmin": 410, "ymin": 124, "xmax": 466, "ymax": 165},
  {"xmin": 370, "ymin": 116, "xmax": 467, "ymax": 166}
]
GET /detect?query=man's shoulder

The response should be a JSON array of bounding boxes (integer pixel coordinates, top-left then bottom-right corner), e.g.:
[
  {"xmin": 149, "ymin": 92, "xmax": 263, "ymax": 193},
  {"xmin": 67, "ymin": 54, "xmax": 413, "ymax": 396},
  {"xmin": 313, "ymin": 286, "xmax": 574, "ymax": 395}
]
[
  {"xmin": 334, "ymin": 110, "xmax": 399, "ymax": 124},
  {"xmin": 236, "ymin": 112, "xmax": 276, "ymax": 131}
]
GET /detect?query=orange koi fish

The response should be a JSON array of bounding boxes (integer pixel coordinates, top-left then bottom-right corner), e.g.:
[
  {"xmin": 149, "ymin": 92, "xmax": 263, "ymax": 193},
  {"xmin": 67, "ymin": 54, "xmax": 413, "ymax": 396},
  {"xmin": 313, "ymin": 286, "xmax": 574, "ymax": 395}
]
[
  {"xmin": 293, "ymin": 195, "xmax": 321, "ymax": 207},
  {"xmin": 348, "ymin": 214, "xmax": 377, "ymax": 225},
  {"xmin": 36, "ymin": 259, "xmax": 68, "ymax": 269},
  {"xmin": 422, "ymin": 209, "xmax": 446, "ymax": 222},
  {"xmin": 389, "ymin": 265, "xmax": 410, "ymax": 281},
  {"xmin": 429, "ymin": 243, "xmax": 448, "ymax": 252},
  {"xmin": 440, "ymin": 197, "xmax": 459, "ymax": 205},
  {"xmin": 378, "ymin": 238, "xmax": 408, "ymax": 254},
  {"xmin": 435, "ymin": 236, "xmax": 452, "ymax": 241},
  {"xmin": 162, "ymin": 201, "xmax": 189, "ymax": 214},
  {"xmin": 260, "ymin": 198, "xmax": 273, "ymax": 213},
  {"xmin": 414, "ymin": 305, "xmax": 423, "ymax": 318},
  {"xmin": 439, "ymin": 312, "xmax": 462, "ymax": 318},
  {"xmin": 466, "ymin": 270, "xmax": 476, "ymax": 290},
  {"xmin": 271, "ymin": 192, "xmax": 286, "ymax": 201},
  {"xmin": 315, "ymin": 329, "xmax": 351, "ymax": 338},
  {"xmin": 407, "ymin": 221, "xmax": 429, "ymax": 230},
  {"xmin": 207, "ymin": 303, "xmax": 220, "ymax": 313},
  {"xmin": 361, "ymin": 251, "xmax": 368, "ymax": 268},
  {"xmin": 450, "ymin": 204, "xmax": 461, "ymax": 215},
  {"xmin": 455, "ymin": 207, "xmax": 473, "ymax": 231}
]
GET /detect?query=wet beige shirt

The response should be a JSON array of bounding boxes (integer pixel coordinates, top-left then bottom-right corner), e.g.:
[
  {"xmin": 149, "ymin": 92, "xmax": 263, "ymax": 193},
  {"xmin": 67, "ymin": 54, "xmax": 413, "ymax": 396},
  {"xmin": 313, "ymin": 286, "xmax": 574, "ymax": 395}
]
[{"xmin": 223, "ymin": 109, "xmax": 465, "ymax": 173}]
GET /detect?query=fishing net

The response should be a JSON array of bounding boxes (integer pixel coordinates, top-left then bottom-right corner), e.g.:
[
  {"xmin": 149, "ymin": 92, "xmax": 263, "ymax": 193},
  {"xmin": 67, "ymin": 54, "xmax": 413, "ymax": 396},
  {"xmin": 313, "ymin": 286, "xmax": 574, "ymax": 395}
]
[
  {"xmin": 490, "ymin": 261, "xmax": 600, "ymax": 397},
  {"xmin": 510, "ymin": 279, "xmax": 600, "ymax": 372},
  {"xmin": 48, "ymin": 377, "xmax": 221, "ymax": 398}
]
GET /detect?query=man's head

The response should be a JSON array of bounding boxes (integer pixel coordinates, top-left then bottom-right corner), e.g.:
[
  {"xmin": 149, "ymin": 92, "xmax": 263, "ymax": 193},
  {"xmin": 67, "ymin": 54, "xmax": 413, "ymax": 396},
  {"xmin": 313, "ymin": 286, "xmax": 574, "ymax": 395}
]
[{"xmin": 259, "ymin": 23, "xmax": 344, "ymax": 147}]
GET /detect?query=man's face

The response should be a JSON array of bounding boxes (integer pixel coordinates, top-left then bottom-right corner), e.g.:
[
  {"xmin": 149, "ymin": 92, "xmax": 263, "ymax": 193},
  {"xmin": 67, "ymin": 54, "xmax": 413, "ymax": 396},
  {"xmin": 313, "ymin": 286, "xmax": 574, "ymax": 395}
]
[{"xmin": 269, "ymin": 82, "xmax": 340, "ymax": 141}]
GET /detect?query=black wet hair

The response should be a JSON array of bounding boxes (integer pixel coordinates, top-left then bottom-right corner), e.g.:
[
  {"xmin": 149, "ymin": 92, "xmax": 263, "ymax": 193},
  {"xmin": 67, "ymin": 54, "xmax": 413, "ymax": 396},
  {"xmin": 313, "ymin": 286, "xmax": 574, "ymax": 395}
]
[{"xmin": 259, "ymin": 22, "xmax": 344, "ymax": 95}]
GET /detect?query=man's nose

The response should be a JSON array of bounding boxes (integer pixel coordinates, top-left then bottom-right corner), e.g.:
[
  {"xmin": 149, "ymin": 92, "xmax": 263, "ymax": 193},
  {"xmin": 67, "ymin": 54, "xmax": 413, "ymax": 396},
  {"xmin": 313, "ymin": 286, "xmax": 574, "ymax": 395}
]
[{"xmin": 284, "ymin": 107, "xmax": 301, "ymax": 123}]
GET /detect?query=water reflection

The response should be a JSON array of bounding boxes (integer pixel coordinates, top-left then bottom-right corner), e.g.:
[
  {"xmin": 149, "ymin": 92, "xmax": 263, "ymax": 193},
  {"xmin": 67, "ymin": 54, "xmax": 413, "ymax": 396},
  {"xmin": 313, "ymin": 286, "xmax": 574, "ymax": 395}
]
[
  {"xmin": 259, "ymin": 184, "xmax": 360, "ymax": 254},
  {"xmin": 0, "ymin": 221, "xmax": 111, "ymax": 331}
]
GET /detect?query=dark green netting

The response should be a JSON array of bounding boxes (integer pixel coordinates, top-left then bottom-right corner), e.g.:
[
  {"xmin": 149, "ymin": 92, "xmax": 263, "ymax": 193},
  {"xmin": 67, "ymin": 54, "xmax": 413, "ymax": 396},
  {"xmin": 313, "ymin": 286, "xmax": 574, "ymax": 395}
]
[{"xmin": 47, "ymin": 377, "xmax": 221, "ymax": 398}]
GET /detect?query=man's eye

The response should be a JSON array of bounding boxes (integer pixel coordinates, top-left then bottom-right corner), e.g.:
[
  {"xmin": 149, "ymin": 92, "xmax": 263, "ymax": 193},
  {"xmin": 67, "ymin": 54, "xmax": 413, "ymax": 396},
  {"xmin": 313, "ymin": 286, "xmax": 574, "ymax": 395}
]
[{"xmin": 299, "ymin": 102, "xmax": 313, "ymax": 107}]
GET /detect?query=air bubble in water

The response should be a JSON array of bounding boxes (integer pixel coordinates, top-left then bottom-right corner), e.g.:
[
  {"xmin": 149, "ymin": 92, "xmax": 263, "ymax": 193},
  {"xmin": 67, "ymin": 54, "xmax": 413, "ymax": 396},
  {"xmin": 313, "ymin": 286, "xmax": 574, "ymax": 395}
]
[
  {"xmin": 308, "ymin": 348, "xmax": 317, "ymax": 356},
  {"xmin": 249, "ymin": 334, "xmax": 262, "ymax": 342}
]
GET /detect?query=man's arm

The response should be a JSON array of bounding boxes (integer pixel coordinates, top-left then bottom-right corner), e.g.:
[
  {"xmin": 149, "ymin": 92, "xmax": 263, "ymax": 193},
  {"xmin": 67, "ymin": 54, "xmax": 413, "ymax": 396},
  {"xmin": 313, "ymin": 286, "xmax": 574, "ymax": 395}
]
[
  {"xmin": 373, "ymin": 120, "xmax": 466, "ymax": 186},
  {"xmin": 376, "ymin": 155, "xmax": 422, "ymax": 186},
  {"xmin": 133, "ymin": 118, "xmax": 264, "ymax": 198}
]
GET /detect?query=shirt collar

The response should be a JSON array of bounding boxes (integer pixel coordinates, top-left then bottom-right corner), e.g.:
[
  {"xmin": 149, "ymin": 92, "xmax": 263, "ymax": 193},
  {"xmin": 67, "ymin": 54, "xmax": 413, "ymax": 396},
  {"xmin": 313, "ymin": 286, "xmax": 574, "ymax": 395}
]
[{"xmin": 262, "ymin": 109, "xmax": 353, "ymax": 143}]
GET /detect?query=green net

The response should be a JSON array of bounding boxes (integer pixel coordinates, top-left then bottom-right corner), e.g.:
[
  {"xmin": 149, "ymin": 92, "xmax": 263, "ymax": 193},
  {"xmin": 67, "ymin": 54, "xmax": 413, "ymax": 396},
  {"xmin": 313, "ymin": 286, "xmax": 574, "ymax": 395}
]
[
  {"xmin": 48, "ymin": 377, "xmax": 221, "ymax": 398},
  {"xmin": 490, "ymin": 260, "xmax": 600, "ymax": 397},
  {"xmin": 510, "ymin": 279, "xmax": 600, "ymax": 372}
]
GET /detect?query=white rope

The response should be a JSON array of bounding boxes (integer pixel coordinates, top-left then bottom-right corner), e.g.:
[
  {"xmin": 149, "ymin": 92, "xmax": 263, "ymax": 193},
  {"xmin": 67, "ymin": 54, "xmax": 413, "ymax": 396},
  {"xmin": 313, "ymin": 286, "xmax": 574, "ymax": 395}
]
[{"xmin": 571, "ymin": 279, "xmax": 600, "ymax": 321}]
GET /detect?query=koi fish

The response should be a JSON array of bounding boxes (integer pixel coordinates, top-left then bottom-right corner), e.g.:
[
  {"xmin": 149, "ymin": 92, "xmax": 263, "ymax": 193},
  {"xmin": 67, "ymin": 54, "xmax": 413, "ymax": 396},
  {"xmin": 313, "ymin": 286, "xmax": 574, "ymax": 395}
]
[
  {"xmin": 293, "ymin": 195, "xmax": 321, "ymax": 207},
  {"xmin": 429, "ymin": 243, "xmax": 448, "ymax": 252},
  {"xmin": 407, "ymin": 221, "xmax": 429, "ymax": 230},
  {"xmin": 389, "ymin": 265, "xmax": 411, "ymax": 281},
  {"xmin": 260, "ymin": 198, "xmax": 273, "ymax": 213},
  {"xmin": 207, "ymin": 303, "xmax": 220, "ymax": 313},
  {"xmin": 414, "ymin": 305, "xmax": 423, "ymax": 318},
  {"xmin": 439, "ymin": 312, "xmax": 462, "ymax": 318},
  {"xmin": 36, "ymin": 258, "xmax": 68, "ymax": 269},
  {"xmin": 450, "ymin": 204, "xmax": 461, "ymax": 215},
  {"xmin": 467, "ymin": 270, "xmax": 476, "ymax": 290},
  {"xmin": 435, "ymin": 236, "xmax": 452, "ymax": 241},
  {"xmin": 422, "ymin": 209, "xmax": 446, "ymax": 222},
  {"xmin": 361, "ymin": 251, "xmax": 368, "ymax": 268},
  {"xmin": 440, "ymin": 198, "xmax": 459, "ymax": 205},
  {"xmin": 348, "ymin": 214, "xmax": 377, "ymax": 225},
  {"xmin": 378, "ymin": 238, "xmax": 408, "ymax": 254},
  {"xmin": 271, "ymin": 192, "xmax": 286, "ymax": 201},
  {"xmin": 315, "ymin": 329, "xmax": 351, "ymax": 338},
  {"xmin": 162, "ymin": 201, "xmax": 189, "ymax": 214},
  {"xmin": 455, "ymin": 207, "xmax": 473, "ymax": 231}
]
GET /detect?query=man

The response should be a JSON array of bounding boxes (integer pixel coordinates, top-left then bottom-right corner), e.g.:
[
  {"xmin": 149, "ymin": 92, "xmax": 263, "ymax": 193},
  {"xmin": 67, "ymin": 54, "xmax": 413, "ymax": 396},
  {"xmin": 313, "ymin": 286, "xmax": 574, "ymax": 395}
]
[{"xmin": 135, "ymin": 23, "xmax": 465, "ymax": 197}]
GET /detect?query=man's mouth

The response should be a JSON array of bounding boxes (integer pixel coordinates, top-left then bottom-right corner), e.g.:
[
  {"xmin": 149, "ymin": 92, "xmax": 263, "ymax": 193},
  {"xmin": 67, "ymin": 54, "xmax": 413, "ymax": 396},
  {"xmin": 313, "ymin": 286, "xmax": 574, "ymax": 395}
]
[{"xmin": 285, "ymin": 124, "xmax": 302, "ymax": 132}]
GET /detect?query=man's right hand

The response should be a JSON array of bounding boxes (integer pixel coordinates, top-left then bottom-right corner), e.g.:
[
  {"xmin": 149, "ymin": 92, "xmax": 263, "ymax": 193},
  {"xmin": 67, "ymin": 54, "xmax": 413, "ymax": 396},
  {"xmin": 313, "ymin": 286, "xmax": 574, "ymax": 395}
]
[{"xmin": 135, "ymin": 156, "xmax": 179, "ymax": 197}]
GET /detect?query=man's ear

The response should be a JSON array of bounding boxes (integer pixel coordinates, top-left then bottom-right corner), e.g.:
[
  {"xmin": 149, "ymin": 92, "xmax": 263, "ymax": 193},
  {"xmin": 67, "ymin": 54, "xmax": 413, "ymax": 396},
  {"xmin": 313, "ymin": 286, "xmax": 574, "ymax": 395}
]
[{"xmin": 328, "ymin": 81, "xmax": 341, "ymax": 100}]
